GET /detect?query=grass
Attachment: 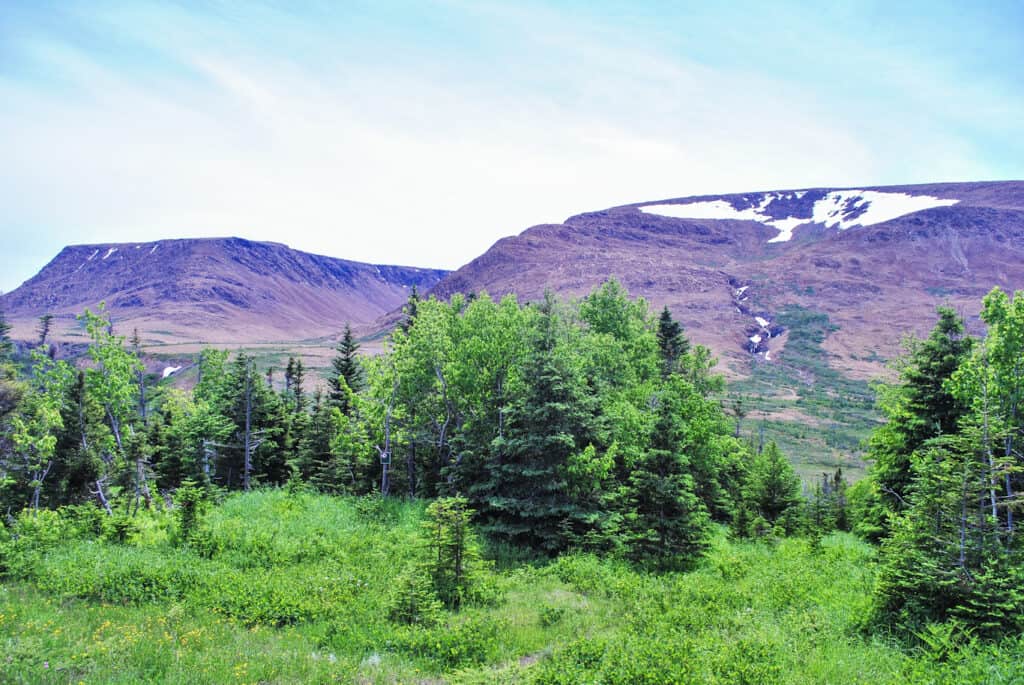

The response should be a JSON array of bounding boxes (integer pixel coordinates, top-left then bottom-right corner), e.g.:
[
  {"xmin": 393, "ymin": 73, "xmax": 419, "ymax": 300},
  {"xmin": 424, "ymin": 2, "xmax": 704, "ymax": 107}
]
[
  {"xmin": 2, "ymin": 491, "xmax": 1022, "ymax": 683},
  {"xmin": 730, "ymin": 304, "xmax": 882, "ymax": 481}
]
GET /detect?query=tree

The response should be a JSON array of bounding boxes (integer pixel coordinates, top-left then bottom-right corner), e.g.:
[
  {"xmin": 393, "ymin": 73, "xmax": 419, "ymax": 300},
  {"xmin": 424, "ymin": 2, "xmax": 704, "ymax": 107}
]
[
  {"xmin": 401, "ymin": 285, "xmax": 421, "ymax": 333},
  {"xmin": 656, "ymin": 306, "xmax": 689, "ymax": 377},
  {"xmin": 80, "ymin": 305, "xmax": 148, "ymax": 509},
  {"xmin": 738, "ymin": 441, "xmax": 802, "ymax": 536},
  {"xmin": 476, "ymin": 294, "xmax": 596, "ymax": 552},
  {"xmin": 329, "ymin": 323, "xmax": 363, "ymax": 414},
  {"xmin": 870, "ymin": 307, "xmax": 973, "ymax": 512},
  {"xmin": 421, "ymin": 496, "xmax": 489, "ymax": 610},
  {"xmin": 870, "ymin": 290, "xmax": 1024, "ymax": 636},
  {"xmin": 874, "ymin": 436, "xmax": 1024, "ymax": 636},
  {"xmin": 36, "ymin": 313, "xmax": 54, "ymax": 348},
  {"xmin": 0, "ymin": 308, "xmax": 13, "ymax": 361},
  {"xmin": 621, "ymin": 376, "xmax": 711, "ymax": 568}
]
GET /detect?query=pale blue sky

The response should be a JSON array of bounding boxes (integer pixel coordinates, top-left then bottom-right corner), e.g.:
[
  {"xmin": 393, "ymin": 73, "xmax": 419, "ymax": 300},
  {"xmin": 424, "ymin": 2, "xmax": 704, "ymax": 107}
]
[{"xmin": 2, "ymin": 1, "xmax": 1022, "ymax": 292}]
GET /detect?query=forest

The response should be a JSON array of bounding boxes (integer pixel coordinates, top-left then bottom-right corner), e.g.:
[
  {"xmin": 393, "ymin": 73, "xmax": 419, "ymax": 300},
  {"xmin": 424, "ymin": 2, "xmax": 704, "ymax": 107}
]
[{"xmin": 1, "ymin": 280, "xmax": 1023, "ymax": 683}]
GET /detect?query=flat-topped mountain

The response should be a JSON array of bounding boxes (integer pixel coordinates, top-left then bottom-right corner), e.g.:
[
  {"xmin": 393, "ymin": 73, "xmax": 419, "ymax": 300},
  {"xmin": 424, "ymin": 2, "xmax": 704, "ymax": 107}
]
[
  {"xmin": 430, "ymin": 181, "xmax": 1024, "ymax": 379},
  {"xmin": 0, "ymin": 237, "xmax": 447, "ymax": 344}
]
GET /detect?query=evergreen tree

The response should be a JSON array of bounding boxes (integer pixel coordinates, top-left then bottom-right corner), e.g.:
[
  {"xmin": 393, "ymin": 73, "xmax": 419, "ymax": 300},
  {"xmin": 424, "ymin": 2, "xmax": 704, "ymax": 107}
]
[
  {"xmin": 329, "ymin": 323, "xmax": 363, "ymax": 413},
  {"xmin": 738, "ymin": 441, "xmax": 802, "ymax": 536},
  {"xmin": 621, "ymin": 377, "xmax": 711, "ymax": 568},
  {"xmin": 36, "ymin": 313, "xmax": 54, "ymax": 348},
  {"xmin": 874, "ymin": 436, "xmax": 1024, "ymax": 636},
  {"xmin": 401, "ymin": 285, "xmax": 421, "ymax": 333},
  {"xmin": 477, "ymin": 295, "xmax": 595, "ymax": 552},
  {"xmin": 0, "ymin": 308, "xmax": 13, "ymax": 361},
  {"xmin": 870, "ymin": 307, "xmax": 973, "ymax": 511},
  {"xmin": 656, "ymin": 306, "xmax": 689, "ymax": 377}
]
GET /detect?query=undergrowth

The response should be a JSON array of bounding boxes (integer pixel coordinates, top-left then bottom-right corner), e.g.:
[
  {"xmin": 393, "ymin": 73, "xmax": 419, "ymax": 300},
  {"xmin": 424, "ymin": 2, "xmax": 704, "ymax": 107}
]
[{"xmin": 1, "ymin": 490, "xmax": 1020, "ymax": 683}]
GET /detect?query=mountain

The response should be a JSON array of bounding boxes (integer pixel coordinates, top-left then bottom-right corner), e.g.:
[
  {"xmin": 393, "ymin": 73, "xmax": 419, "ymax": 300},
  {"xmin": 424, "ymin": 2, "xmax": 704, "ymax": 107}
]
[
  {"xmin": 0, "ymin": 237, "xmax": 447, "ymax": 344},
  {"xmin": 426, "ymin": 180, "xmax": 1024, "ymax": 476},
  {"xmin": 431, "ymin": 181, "xmax": 1024, "ymax": 378}
]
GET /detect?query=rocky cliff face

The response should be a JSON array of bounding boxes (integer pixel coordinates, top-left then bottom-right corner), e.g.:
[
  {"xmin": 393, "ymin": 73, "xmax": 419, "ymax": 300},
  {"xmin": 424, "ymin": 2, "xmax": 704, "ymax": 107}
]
[{"xmin": 1, "ymin": 237, "xmax": 447, "ymax": 344}]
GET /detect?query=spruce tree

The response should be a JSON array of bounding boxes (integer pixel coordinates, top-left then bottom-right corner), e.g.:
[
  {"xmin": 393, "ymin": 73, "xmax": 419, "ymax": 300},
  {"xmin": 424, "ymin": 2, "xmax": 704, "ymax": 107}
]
[
  {"xmin": 329, "ymin": 323, "xmax": 363, "ymax": 413},
  {"xmin": 0, "ymin": 308, "xmax": 13, "ymax": 361},
  {"xmin": 622, "ymin": 378, "xmax": 711, "ymax": 568},
  {"xmin": 656, "ymin": 306, "xmax": 689, "ymax": 377},
  {"xmin": 477, "ymin": 295, "xmax": 595, "ymax": 553},
  {"xmin": 401, "ymin": 285, "xmax": 421, "ymax": 333},
  {"xmin": 739, "ymin": 440, "xmax": 802, "ymax": 535},
  {"xmin": 870, "ymin": 307, "xmax": 973, "ymax": 511}
]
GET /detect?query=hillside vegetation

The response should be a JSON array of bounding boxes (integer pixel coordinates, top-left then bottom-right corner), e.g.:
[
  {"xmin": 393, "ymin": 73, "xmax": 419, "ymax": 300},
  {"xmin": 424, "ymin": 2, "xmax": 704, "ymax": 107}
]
[
  {"xmin": 2, "ymin": 490, "xmax": 1021, "ymax": 684},
  {"xmin": 2, "ymin": 282, "xmax": 1024, "ymax": 682}
]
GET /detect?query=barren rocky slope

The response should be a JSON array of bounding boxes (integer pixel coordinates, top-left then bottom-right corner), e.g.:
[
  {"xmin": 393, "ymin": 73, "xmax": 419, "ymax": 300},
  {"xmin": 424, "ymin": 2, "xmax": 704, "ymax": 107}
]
[
  {"xmin": 0, "ymin": 237, "xmax": 447, "ymax": 344},
  {"xmin": 430, "ymin": 181, "xmax": 1024, "ymax": 379}
]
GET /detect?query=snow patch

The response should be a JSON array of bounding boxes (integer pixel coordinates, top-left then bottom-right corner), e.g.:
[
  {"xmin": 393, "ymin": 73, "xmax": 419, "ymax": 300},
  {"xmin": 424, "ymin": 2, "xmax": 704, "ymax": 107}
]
[
  {"xmin": 86, "ymin": 249, "xmax": 99, "ymax": 261},
  {"xmin": 755, "ymin": 316, "xmax": 769, "ymax": 328},
  {"xmin": 102, "ymin": 248, "xmax": 117, "ymax": 260},
  {"xmin": 150, "ymin": 244, "xmax": 159, "ymax": 254},
  {"xmin": 641, "ymin": 197, "xmax": 808, "ymax": 243},
  {"xmin": 766, "ymin": 216, "xmax": 808, "ymax": 243},
  {"xmin": 811, "ymin": 190, "xmax": 958, "ymax": 230},
  {"xmin": 162, "ymin": 366, "xmax": 182, "ymax": 379},
  {"xmin": 749, "ymin": 334, "xmax": 762, "ymax": 344},
  {"xmin": 735, "ymin": 286, "xmax": 749, "ymax": 295},
  {"xmin": 641, "ymin": 189, "xmax": 959, "ymax": 243},
  {"xmin": 765, "ymin": 350, "xmax": 771, "ymax": 361}
]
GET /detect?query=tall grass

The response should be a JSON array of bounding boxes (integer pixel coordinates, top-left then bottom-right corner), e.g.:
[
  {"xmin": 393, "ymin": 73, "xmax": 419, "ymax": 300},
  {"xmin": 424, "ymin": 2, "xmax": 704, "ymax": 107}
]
[{"xmin": 1, "ymin": 490, "xmax": 1021, "ymax": 683}]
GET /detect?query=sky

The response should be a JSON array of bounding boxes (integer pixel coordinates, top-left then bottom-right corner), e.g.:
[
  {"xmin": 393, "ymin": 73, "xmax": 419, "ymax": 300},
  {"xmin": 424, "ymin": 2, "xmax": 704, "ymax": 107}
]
[{"xmin": 1, "ymin": 0, "xmax": 1022, "ymax": 293}]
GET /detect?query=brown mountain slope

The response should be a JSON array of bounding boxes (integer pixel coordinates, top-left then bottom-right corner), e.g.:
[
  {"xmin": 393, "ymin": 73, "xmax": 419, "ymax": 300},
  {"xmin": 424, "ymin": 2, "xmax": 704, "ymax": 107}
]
[
  {"xmin": 430, "ymin": 181, "xmax": 1024, "ymax": 379},
  {"xmin": 1, "ymin": 237, "xmax": 447, "ymax": 345}
]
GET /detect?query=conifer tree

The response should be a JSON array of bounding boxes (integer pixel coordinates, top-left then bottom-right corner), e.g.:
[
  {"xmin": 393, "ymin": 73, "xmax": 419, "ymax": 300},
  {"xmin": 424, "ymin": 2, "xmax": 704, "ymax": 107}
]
[
  {"xmin": 0, "ymin": 308, "xmax": 12, "ymax": 360},
  {"xmin": 738, "ymin": 440, "xmax": 802, "ymax": 535},
  {"xmin": 622, "ymin": 377, "xmax": 710, "ymax": 567},
  {"xmin": 656, "ymin": 305, "xmax": 689, "ymax": 377},
  {"xmin": 870, "ymin": 307, "xmax": 973, "ymax": 511},
  {"xmin": 477, "ymin": 294, "xmax": 595, "ymax": 552},
  {"xmin": 329, "ymin": 323, "xmax": 363, "ymax": 414}
]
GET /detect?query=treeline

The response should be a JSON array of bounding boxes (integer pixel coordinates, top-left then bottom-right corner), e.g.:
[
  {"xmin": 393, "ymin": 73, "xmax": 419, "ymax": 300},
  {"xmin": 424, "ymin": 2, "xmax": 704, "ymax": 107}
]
[
  {"xmin": 0, "ymin": 281, "xmax": 841, "ymax": 569},
  {"xmin": 851, "ymin": 288, "xmax": 1024, "ymax": 636}
]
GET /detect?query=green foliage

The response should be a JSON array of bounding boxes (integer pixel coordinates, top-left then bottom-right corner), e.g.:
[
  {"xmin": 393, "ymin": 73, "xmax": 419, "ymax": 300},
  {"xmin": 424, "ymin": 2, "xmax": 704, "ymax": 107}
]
[
  {"xmin": 329, "ymin": 322, "xmax": 363, "ymax": 413},
  {"xmin": 1, "ymin": 492, "xmax": 1021, "ymax": 683},
  {"xmin": 390, "ymin": 496, "xmax": 495, "ymax": 624},
  {"xmin": 866, "ymin": 290, "xmax": 1024, "ymax": 638},
  {"xmin": 869, "ymin": 307, "xmax": 973, "ymax": 513},
  {"xmin": 736, "ymin": 441, "xmax": 803, "ymax": 537},
  {"xmin": 172, "ymin": 480, "xmax": 207, "ymax": 546}
]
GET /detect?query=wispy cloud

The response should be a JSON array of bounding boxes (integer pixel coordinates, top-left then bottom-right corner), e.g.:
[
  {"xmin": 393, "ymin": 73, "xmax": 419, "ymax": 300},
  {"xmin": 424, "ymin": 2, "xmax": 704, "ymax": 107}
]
[{"xmin": 0, "ymin": 0, "xmax": 1020, "ymax": 292}]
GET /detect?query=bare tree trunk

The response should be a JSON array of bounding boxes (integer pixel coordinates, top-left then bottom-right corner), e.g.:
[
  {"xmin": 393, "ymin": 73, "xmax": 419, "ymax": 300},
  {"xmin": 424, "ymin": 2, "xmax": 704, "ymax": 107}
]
[
  {"xmin": 137, "ymin": 457, "xmax": 153, "ymax": 509},
  {"xmin": 959, "ymin": 456, "xmax": 969, "ymax": 569},
  {"xmin": 243, "ymin": 360, "xmax": 253, "ymax": 491},
  {"xmin": 378, "ymin": 379, "xmax": 396, "ymax": 497},
  {"xmin": 107, "ymin": 406, "xmax": 123, "ymax": 452},
  {"xmin": 93, "ymin": 477, "xmax": 113, "ymax": 515}
]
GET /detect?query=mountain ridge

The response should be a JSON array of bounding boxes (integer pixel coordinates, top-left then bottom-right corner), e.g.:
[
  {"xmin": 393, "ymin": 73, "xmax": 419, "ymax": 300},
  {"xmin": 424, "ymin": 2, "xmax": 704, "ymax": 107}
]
[
  {"xmin": 428, "ymin": 180, "xmax": 1024, "ymax": 378},
  {"xmin": 0, "ymin": 237, "xmax": 448, "ymax": 345}
]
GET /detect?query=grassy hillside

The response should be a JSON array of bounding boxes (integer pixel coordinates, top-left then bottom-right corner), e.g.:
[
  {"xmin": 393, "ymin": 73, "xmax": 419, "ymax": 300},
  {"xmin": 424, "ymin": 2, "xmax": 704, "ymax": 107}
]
[
  {"xmin": 1, "ymin": 490, "xmax": 1019, "ymax": 683},
  {"xmin": 730, "ymin": 304, "xmax": 882, "ymax": 481}
]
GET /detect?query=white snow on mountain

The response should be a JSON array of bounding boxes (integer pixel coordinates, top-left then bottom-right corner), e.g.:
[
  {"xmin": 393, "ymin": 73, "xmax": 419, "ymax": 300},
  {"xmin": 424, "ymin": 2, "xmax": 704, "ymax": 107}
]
[
  {"xmin": 640, "ymin": 190, "xmax": 958, "ymax": 243},
  {"xmin": 811, "ymin": 190, "xmax": 958, "ymax": 230}
]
